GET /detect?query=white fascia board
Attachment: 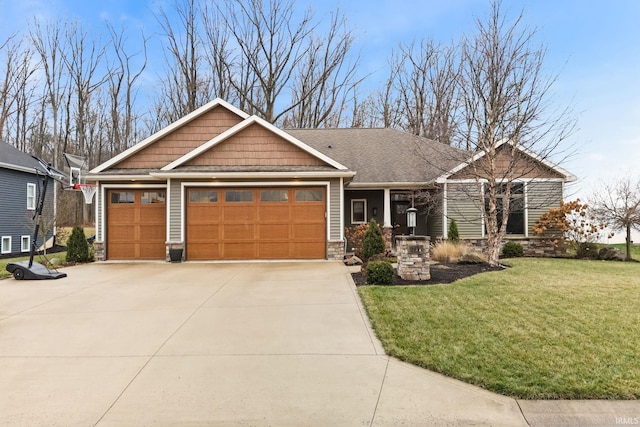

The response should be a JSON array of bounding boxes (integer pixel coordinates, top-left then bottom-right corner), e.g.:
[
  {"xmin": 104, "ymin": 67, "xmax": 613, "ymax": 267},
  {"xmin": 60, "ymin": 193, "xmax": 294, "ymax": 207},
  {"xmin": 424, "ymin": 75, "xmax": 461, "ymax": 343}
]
[
  {"xmin": 150, "ymin": 170, "xmax": 355, "ymax": 180},
  {"xmin": 90, "ymin": 98, "xmax": 249, "ymax": 174},
  {"xmin": 84, "ymin": 174, "xmax": 158, "ymax": 181},
  {"xmin": 345, "ymin": 181, "xmax": 436, "ymax": 189},
  {"xmin": 162, "ymin": 115, "xmax": 349, "ymax": 171}
]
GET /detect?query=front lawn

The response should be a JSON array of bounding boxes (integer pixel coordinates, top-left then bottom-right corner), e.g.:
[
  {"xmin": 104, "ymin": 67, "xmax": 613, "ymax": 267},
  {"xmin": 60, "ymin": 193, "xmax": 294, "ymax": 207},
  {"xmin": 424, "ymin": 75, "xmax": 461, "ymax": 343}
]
[{"xmin": 358, "ymin": 258, "xmax": 640, "ymax": 399}]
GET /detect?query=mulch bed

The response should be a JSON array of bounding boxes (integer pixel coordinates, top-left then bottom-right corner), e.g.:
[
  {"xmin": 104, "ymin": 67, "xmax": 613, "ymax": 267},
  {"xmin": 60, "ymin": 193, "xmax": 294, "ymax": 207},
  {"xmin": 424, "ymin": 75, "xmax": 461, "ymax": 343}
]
[{"xmin": 352, "ymin": 262, "xmax": 506, "ymax": 286}]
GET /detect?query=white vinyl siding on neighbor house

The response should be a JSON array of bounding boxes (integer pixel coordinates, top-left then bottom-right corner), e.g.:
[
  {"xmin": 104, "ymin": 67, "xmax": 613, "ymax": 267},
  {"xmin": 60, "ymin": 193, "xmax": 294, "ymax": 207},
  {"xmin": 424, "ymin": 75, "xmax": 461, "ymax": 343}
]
[
  {"xmin": 1, "ymin": 236, "xmax": 11, "ymax": 254},
  {"xmin": 27, "ymin": 183, "xmax": 36, "ymax": 210},
  {"xmin": 351, "ymin": 199, "xmax": 367, "ymax": 224},
  {"xmin": 21, "ymin": 235, "xmax": 30, "ymax": 252}
]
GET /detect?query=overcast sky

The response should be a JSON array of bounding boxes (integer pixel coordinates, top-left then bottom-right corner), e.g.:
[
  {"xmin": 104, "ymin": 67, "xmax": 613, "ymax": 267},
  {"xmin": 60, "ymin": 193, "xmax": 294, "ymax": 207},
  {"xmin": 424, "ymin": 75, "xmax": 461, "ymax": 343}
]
[{"xmin": 1, "ymin": 0, "xmax": 638, "ymax": 242}]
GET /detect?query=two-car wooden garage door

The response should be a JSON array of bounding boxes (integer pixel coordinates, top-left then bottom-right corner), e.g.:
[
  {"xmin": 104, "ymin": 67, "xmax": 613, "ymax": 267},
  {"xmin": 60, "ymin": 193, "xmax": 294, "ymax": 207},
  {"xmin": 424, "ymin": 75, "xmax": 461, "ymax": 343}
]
[
  {"xmin": 106, "ymin": 187, "xmax": 326, "ymax": 260},
  {"xmin": 186, "ymin": 187, "xmax": 326, "ymax": 260}
]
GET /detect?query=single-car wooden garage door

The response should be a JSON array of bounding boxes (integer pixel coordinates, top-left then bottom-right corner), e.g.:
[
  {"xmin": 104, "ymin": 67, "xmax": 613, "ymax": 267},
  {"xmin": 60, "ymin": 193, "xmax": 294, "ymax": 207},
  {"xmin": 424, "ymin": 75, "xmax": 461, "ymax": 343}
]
[
  {"xmin": 107, "ymin": 189, "xmax": 167, "ymax": 260},
  {"xmin": 186, "ymin": 187, "xmax": 326, "ymax": 260}
]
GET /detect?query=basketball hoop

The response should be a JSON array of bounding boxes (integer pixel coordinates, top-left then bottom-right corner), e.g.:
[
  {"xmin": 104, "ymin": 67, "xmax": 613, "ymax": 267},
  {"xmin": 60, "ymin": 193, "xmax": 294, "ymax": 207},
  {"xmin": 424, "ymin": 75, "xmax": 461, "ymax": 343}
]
[{"xmin": 75, "ymin": 183, "xmax": 97, "ymax": 204}]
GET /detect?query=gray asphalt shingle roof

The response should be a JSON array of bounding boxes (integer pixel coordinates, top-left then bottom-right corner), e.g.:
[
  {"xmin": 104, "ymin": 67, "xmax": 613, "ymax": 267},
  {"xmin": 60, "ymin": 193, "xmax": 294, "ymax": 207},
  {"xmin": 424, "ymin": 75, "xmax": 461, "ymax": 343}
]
[
  {"xmin": 287, "ymin": 128, "xmax": 468, "ymax": 185},
  {"xmin": 0, "ymin": 141, "xmax": 51, "ymax": 174}
]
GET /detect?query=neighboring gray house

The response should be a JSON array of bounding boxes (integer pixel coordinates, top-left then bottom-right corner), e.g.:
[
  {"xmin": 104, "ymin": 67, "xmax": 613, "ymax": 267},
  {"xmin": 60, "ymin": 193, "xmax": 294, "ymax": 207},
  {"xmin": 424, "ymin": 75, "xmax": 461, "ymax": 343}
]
[
  {"xmin": 0, "ymin": 141, "xmax": 56, "ymax": 257},
  {"xmin": 86, "ymin": 99, "xmax": 575, "ymax": 262}
]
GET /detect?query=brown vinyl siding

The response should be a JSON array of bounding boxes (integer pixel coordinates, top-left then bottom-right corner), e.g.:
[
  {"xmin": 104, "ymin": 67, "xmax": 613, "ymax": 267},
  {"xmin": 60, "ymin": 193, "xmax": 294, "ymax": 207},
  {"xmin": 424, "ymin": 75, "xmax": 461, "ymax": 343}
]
[
  {"xmin": 114, "ymin": 107, "xmax": 244, "ymax": 169},
  {"xmin": 186, "ymin": 123, "xmax": 326, "ymax": 167}
]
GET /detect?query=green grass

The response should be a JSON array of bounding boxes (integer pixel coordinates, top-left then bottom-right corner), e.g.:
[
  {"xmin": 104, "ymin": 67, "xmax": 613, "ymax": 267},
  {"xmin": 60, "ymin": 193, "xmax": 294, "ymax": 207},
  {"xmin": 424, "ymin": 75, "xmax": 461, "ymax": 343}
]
[
  {"xmin": 359, "ymin": 257, "xmax": 640, "ymax": 399},
  {"xmin": 0, "ymin": 252, "xmax": 67, "ymax": 279}
]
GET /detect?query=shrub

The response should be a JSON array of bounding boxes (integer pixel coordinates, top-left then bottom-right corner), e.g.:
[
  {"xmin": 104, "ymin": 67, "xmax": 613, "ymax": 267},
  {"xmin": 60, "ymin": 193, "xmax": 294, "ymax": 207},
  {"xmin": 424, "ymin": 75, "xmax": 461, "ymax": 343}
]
[
  {"xmin": 448, "ymin": 219, "xmax": 460, "ymax": 243},
  {"xmin": 365, "ymin": 260, "xmax": 394, "ymax": 285},
  {"xmin": 363, "ymin": 219, "xmax": 385, "ymax": 260},
  {"xmin": 502, "ymin": 241, "xmax": 524, "ymax": 258},
  {"xmin": 576, "ymin": 242, "xmax": 599, "ymax": 260},
  {"xmin": 431, "ymin": 241, "xmax": 467, "ymax": 263},
  {"xmin": 345, "ymin": 223, "xmax": 369, "ymax": 259},
  {"xmin": 66, "ymin": 226, "xmax": 92, "ymax": 263}
]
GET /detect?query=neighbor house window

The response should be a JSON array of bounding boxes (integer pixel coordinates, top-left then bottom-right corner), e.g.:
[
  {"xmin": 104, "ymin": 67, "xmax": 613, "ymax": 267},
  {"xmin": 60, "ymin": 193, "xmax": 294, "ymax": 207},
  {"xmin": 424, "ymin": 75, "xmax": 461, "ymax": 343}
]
[
  {"xmin": 351, "ymin": 199, "xmax": 367, "ymax": 224},
  {"xmin": 21, "ymin": 236, "xmax": 30, "ymax": 252},
  {"xmin": 485, "ymin": 183, "xmax": 525, "ymax": 235},
  {"xmin": 1, "ymin": 236, "xmax": 11, "ymax": 254},
  {"xmin": 27, "ymin": 183, "xmax": 36, "ymax": 210}
]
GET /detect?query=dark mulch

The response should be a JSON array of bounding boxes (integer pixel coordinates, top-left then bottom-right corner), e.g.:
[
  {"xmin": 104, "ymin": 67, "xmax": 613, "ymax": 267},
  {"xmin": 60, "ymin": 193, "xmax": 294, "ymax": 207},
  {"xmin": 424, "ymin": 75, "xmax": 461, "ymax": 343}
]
[{"xmin": 352, "ymin": 262, "xmax": 506, "ymax": 286}]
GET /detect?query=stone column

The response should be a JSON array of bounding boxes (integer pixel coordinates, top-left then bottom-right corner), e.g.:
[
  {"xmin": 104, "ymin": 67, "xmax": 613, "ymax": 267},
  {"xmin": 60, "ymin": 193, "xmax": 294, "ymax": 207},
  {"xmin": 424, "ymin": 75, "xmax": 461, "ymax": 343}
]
[{"xmin": 395, "ymin": 235, "xmax": 430, "ymax": 281}]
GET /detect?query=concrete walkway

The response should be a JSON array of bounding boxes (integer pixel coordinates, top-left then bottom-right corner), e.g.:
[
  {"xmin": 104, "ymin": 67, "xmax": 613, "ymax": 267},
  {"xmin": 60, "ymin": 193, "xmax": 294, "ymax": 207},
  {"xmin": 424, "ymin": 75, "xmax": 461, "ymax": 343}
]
[{"xmin": 0, "ymin": 262, "xmax": 636, "ymax": 426}]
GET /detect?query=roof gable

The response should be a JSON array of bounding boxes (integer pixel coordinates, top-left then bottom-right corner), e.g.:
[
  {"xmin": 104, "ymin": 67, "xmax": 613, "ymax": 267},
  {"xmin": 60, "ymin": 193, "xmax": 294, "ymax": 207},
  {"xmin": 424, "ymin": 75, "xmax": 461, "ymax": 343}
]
[
  {"xmin": 162, "ymin": 115, "xmax": 348, "ymax": 171},
  {"xmin": 437, "ymin": 139, "xmax": 576, "ymax": 182},
  {"xmin": 91, "ymin": 98, "xmax": 249, "ymax": 173}
]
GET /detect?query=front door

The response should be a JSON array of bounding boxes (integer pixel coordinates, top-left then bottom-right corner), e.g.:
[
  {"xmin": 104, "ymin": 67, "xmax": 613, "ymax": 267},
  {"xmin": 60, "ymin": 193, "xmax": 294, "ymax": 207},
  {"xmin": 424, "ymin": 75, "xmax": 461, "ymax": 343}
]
[{"xmin": 391, "ymin": 201, "xmax": 410, "ymax": 236}]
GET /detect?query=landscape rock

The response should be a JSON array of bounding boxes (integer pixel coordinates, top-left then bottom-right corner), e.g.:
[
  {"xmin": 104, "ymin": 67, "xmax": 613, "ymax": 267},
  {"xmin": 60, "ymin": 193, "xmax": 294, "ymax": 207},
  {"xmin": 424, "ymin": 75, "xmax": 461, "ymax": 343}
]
[
  {"xmin": 49, "ymin": 257, "xmax": 62, "ymax": 267},
  {"xmin": 598, "ymin": 247, "xmax": 626, "ymax": 261},
  {"xmin": 458, "ymin": 253, "xmax": 485, "ymax": 264},
  {"xmin": 344, "ymin": 255, "xmax": 363, "ymax": 266}
]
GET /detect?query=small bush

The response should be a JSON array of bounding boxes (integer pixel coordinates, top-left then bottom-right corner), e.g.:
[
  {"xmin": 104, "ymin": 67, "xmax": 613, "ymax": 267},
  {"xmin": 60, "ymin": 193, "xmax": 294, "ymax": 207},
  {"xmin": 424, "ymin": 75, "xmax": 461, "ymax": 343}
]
[
  {"xmin": 345, "ymin": 223, "xmax": 369, "ymax": 259},
  {"xmin": 363, "ymin": 219, "xmax": 385, "ymax": 260},
  {"xmin": 66, "ymin": 226, "xmax": 92, "ymax": 263},
  {"xmin": 502, "ymin": 241, "xmax": 524, "ymax": 258},
  {"xmin": 431, "ymin": 241, "xmax": 467, "ymax": 263},
  {"xmin": 576, "ymin": 242, "xmax": 599, "ymax": 260},
  {"xmin": 448, "ymin": 219, "xmax": 460, "ymax": 243},
  {"xmin": 365, "ymin": 260, "xmax": 394, "ymax": 285}
]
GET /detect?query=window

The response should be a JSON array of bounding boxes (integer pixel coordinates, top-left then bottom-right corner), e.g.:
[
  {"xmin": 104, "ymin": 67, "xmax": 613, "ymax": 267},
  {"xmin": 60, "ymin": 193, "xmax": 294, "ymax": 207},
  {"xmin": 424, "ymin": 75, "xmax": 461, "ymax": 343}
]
[
  {"xmin": 111, "ymin": 192, "xmax": 135, "ymax": 204},
  {"xmin": 27, "ymin": 183, "xmax": 36, "ymax": 210},
  {"xmin": 1, "ymin": 236, "xmax": 11, "ymax": 254},
  {"xmin": 21, "ymin": 236, "xmax": 30, "ymax": 252},
  {"xmin": 142, "ymin": 191, "xmax": 166, "ymax": 204},
  {"xmin": 261, "ymin": 189, "xmax": 288, "ymax": 202},
  {"xmin": 351, "ymin": 199, "xmax": 367, "ymax": 224},
  {"xmin": 225, "ymin": 190, "xmax": 253, "ymax": 202},
  {"xmin": 485, "ymin": 183, "xmax": 525, "ymax": 235},
  {"xmin": 295, "ymin": 189, "xmax": 323, "ymax": 202},
  {"xmin": 189, "ymin": 190, "xmax": 218, "ymax": 203}
]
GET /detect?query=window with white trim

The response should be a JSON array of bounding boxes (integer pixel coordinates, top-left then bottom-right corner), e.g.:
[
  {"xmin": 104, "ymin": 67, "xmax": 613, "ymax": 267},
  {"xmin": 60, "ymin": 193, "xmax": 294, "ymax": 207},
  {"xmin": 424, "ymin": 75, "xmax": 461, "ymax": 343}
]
[
  {"xmin": 484, "ymin": 183, "xmax": 525, "ymax": 235},
  {"xmin": 21, "ymin": 236, "xmax": 30, "ymax": 252},
  {"xmin": 27, "ymin": 183, "xmax": 36, "ymax": 210},
  {"xmin": 351, "ymin": 199, "xmax": 367, "ymax": 224},
  {"xmin": 1, "ymin": 236, "xmax": 11, "ymax": 254}
]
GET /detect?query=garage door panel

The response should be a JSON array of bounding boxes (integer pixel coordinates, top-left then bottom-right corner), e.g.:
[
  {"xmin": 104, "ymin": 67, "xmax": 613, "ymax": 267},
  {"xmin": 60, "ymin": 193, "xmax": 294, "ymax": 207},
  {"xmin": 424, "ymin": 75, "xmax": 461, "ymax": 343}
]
[
  {"xmin": 186, "ymin": 187, "xmax": 325, "ymax": 260},
  {"xmin": 223, "ymin": 205, "xmax": 256, "ymax": 222},
  {"xmin": 222, "ymin": 224, "xmax": 255, "ymax": 240},
  {"xmin": 224, "ymin": 242, "xmax": 256, "ymax": 259},
  {"xmin": 258, "ymin": 242, "xmax": 291, "ymax": 258},
  {"xmin": 258, "ymin": 224, "xmax": 290, "ymax": 240},
  {"xmin": 107, "ymin": 189, "xmax": 166, "ymax": 260}
]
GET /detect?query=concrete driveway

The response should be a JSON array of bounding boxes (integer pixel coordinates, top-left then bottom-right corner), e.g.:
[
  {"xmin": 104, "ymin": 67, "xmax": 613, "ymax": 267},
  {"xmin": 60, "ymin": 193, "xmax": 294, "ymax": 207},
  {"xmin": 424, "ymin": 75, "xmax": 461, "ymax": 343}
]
[{"xmin": 0, "ymin": 261, "xmax": 624, "ymax": 426}]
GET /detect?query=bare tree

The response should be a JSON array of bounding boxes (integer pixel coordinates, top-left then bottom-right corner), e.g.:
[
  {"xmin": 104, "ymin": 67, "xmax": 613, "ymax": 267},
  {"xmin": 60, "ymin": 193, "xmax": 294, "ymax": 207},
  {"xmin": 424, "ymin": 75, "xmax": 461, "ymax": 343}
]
[
  {"xmin": 395, "ymin": 39, "xmax": 460, "ymax": 143},
  {"xmin": 591, "ymin": 175, "xmax": 640, "ymax": 261},
  {"xmin": 30, "ymin": 19, "xmax": 70, "ymax": 169},
  {"xmin": 455, "ymin": 1, "xmax": 575, "ymax": 265},
  {"xmin": 154, "ymin": 0, "xmax": 213, "ymax": 127},
  {"xmin": 105, "ymin": 23, "xmax": 148, "ymax": 160}
]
